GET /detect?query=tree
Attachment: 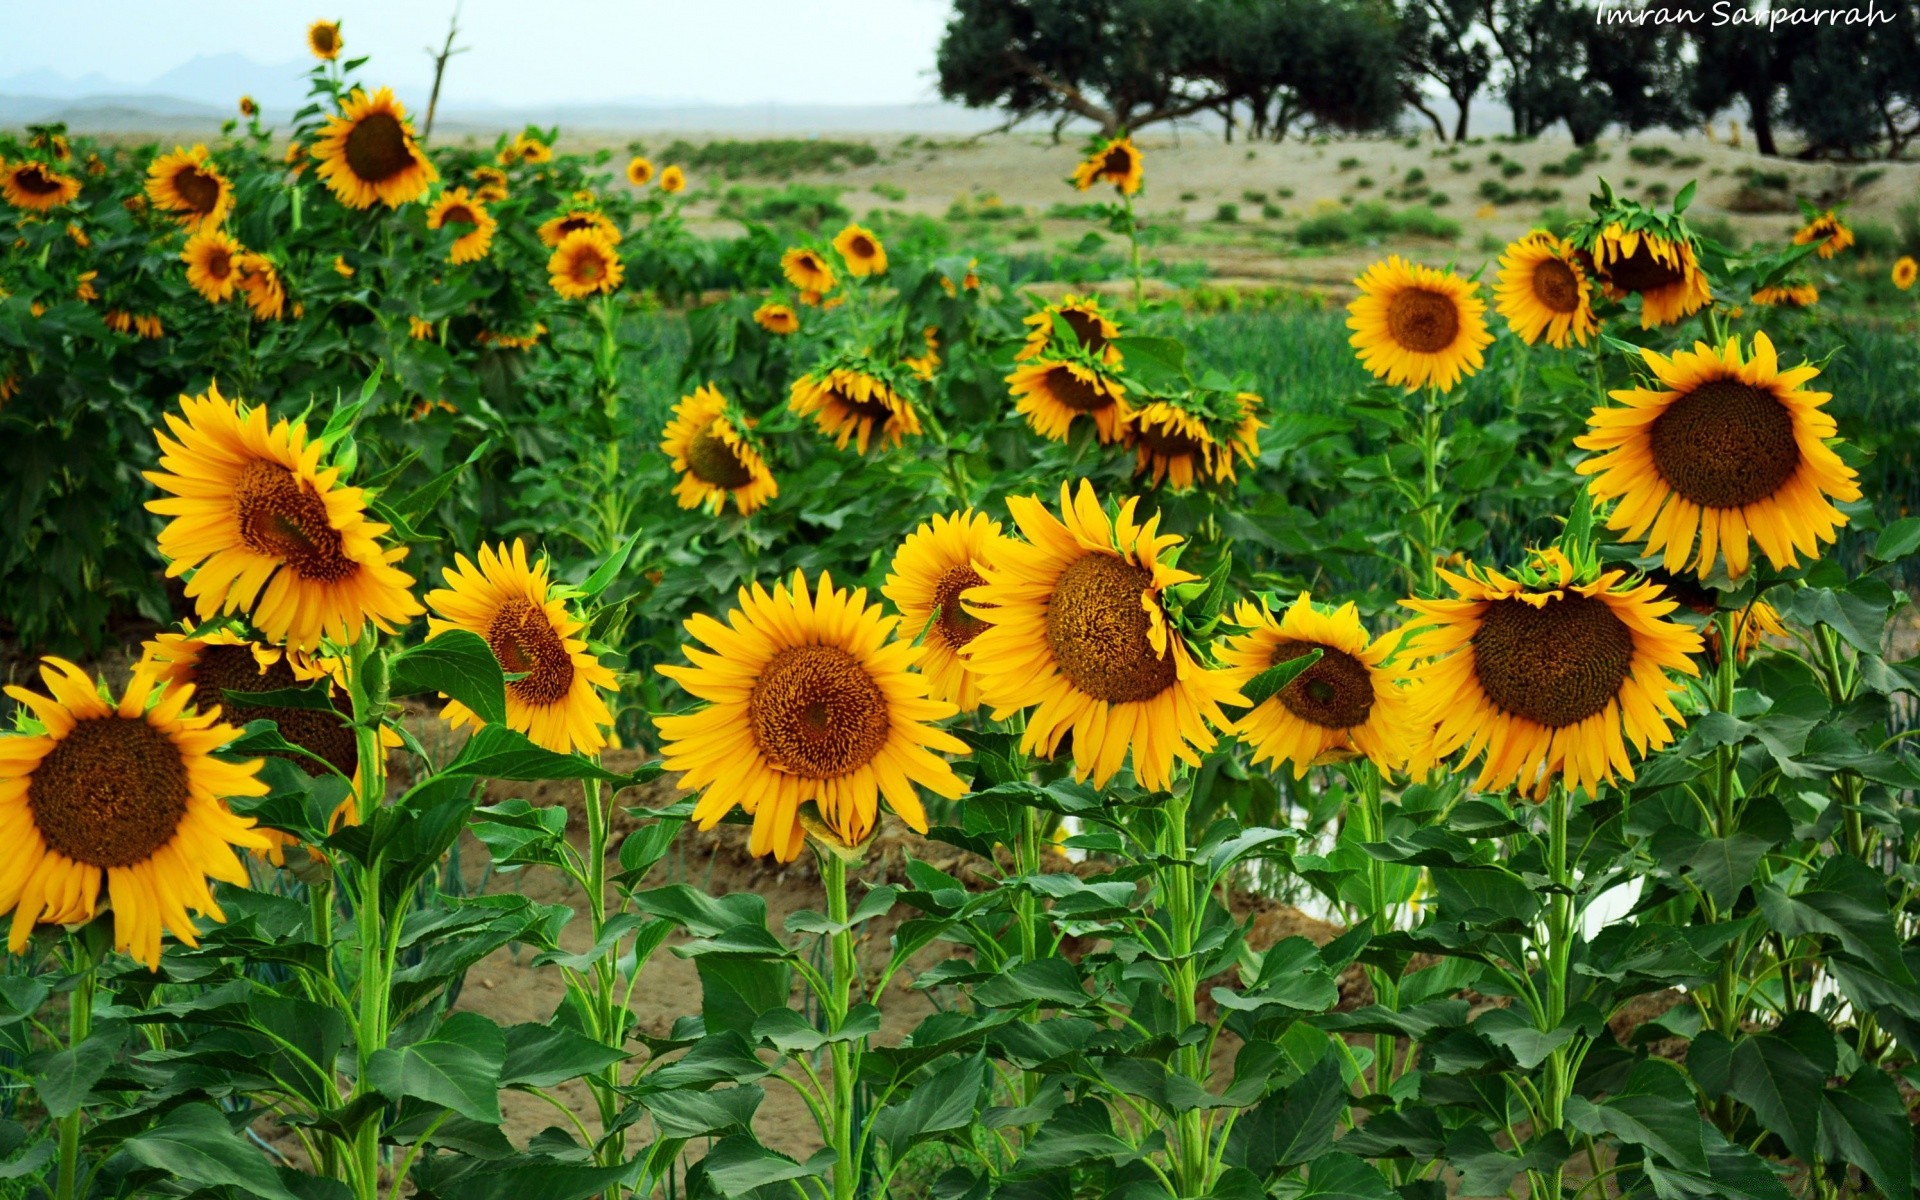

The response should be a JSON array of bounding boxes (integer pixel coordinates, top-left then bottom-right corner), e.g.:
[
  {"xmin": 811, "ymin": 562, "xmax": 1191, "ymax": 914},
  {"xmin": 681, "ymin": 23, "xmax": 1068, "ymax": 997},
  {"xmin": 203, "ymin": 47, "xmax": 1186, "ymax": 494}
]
[
  {"xmin": 1482, "ymin": 0, "xmax": 1687, "ymax": 145},
  {"xmin": 1398, "ymin": 0, "xmax": 1494, "ymax": 141},
  {"xmin": 1778, "ymin": 2, "xmax": 1920, "ymax": 158},
  {"xmin": 1675, "ymin": 0, "xmax": 1796, "ymax": 156}
]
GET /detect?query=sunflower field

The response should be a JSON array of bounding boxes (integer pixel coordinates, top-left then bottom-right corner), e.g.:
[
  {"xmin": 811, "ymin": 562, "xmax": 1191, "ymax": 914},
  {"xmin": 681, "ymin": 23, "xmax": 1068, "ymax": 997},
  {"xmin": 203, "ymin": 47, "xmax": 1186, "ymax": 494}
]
[{"xmin": 5, "ymin": 18, "xmax": 1920, "ymax": 1200}]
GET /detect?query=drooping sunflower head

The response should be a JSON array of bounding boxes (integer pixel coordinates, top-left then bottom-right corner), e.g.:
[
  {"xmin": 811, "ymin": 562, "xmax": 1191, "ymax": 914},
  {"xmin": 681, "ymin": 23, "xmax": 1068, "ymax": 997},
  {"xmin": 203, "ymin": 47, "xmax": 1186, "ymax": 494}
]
[
  {"xmin": 536, "ymin": 207, "xmax": 620, "ymax": 248},
  {"xmin": 135, "ymin": 629, "xmax": 357, "ymax": 778},
  {"xmin": 625, "ymin": 155, "xmax": 655, "ymax": 187},
  {"xmin": 427, "ymin": 187, "xmax": 497, "ymax": 264},
  {"xmin": 1072, "ymin": 136, "xmax": 1143, "ymax": 196},
  {"xmin": 883, "ymin": 510, "xmax": 1009, "ymax": 712},
  {"xmin": 1008, "ymin": 358, "xmax": 1131, "ymax": 444},
  {"xmin": 1401, "ymin": 547, "xmax": 1703, "ymax": 798},
  {"xmin": 1219, "ymin": 594, "xmax": 1419, "ymax": 779},
  {"xmin": 143, "ymin": 384, "xmax": 423, "ymax": 650},
  {"xmin": 2, "ymin": 160, "xmax": 82, "ymax": 212},
  {"xmin": 547, "ymin": 228, "xmax": 625, "ymax": 300},
  {"xmin": 311, "ymin": 87, "xmax": 438, "ymax": 209},
  {"xmin": 307, "ymin": 19, "xmax": 343, "ymax": 60},
  {"xmin": 661, "ymin": 384, "xmax": 779, "ymax": 516},
  {"xmin": 471, "ymin": 164, "xmax": 509, "ymax": 201},
  {"xmin": 832, "ymin": 223, "xmax": 887, "ymax": 277},
  {"xmin": 182, "ymin": 227, "xmax": 245, "ymax": 304},
  {"xmin": 1894, "ymin": 256, "xmax": 1918, "ymax": 290},
  {"xmin": 781, "ymin": 246, "xmax": 837, "ymax": 294},
  {"xmin": 658, "ymin": 164, "xmax": 686, "ymax": 194},
  {"xmin": 1751, "ymin": 281, "xmax": 1817, "ymax": 309},
  {"xmin": 0, "ymin": 658, "xmax": 270, "ymax": 968},
  {"xmin": 144, "ymin": 145, "xmax": 234, "ymax": 230},
  {"xmin": 1793, "ymin": 210, "xmax": 1853, "ymax": 259},
  {"xmin": 1571, "ymin": 196, "xmax": 1712, "ymax": 328},
  {"xmin": 500, "ymin": 133, "xmax": 553, "ymax": 166},
  {"xmin": 754, "ymin": 302, "xmax": 799, "ymax": 335},
  {"xmin": 1494, "ymin": 231, "xmax": 1597, "ymax": 348},
  {"xmin": 1575, "ymin": 331, "xmax": 1861, "ymax": 580},
  {"xmin": 789, "ymin": 358, "xmax": 922, "ymax": 454},
  {"xmin": 655, "ymin": 570, "xmax": 969, "ymax": 861},
  {"xmin": 425, "ymin": 540, "xmax": 618, "ymax": 755},
  {"xmin": 234, "ymin": 253, "xmax": 287, "ymax": 322},
  {"xmin": 1123, "ymin": 390, "xmax": 1263, "ymax": 491},
  {"xmin": 1638, "ymin": 567, "xmax": 1786, "ymax": 666},
  {"xmin": 1347, "ymin": 256, "xmax": 1493, "ymax": 392},
  {"xmin": 1019, "ymin": 293, "xmax": 1123, "ymax": 364}
]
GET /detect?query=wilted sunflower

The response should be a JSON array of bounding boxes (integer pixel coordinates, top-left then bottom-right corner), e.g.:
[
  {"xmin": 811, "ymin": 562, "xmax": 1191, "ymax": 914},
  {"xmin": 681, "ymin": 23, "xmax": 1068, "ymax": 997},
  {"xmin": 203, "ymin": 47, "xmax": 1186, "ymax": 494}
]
[
  {"xmin": 625, "ymin": 155, "xmax": 655, "ymax": 187},
  {"xmin": 144, "ymin": 145, "xmax": 233, "ymax": 230},
  {"xmin": 1348, "ymin": 256, "xmax": 1492, "ymax": 392},
  {"xmin": 1072, "ymin": 136, "xmax": 1143, "ymax": 196},
  {"xmin": 500, "ymin": 133, "xmax": 552, "ymax": 166},
  {"xmin": 0, "ymin": 658, "xmax": 269, "ymax": 969},
  {"xmin": 73, "ymin": 271, "xmax": 98, "ymax": 304},
  {"xmin": 754, "ymin": 302, "xmax": 798, "ymax": 334},
  {"xmin": 1019, "ymin": 294, "xmax": 1122, "ymax": 364},
  {"xmin": 311, "ymin": 87, "xmax": 438, "ymax": 209},
  {"xmin": 307, "ymin": 19, "xmax": 342, "ymax": 60},
  {"xmin": 790, "ymin": 362, "xmax": 922, "ymax": 453},
  {"xmin": 182, "ymin": 227, "xmax": 244, "ymax": 304},
  {"xmin": 1494, "ymin": 232, "xmax": 1597, "ymax": 348},
  {"xmin": 1219, "ymin": 594, "xmax": 1418, "ymax": 778},
  {"xmin": 1125, "ymin": 392, "xmax": 1263, "ymax": 491},
  {"xmin": 1586, "ymin": 223, "xmax": 1712, "ymax": 329},
  {"xmin": 1752, "ymin": 282, "xmax": 1817, "ymax": 308},
  {"xmin": 536, "ymin": 207, "xmax": 620, "ymax": 247},
  {"xmin": 1640, "ymin": 567, "xmax": 1786, "ymax": 666},
  {"xmin": 655, "ymin": 570, "xmax": 969, "ymax": 861},
  {"xmin": 427, "ymin": 187, "xmax": 497, "ymax": 264},
  {"xmin": 832, "ymin": 223, "xmax": 887, "ymax": 276},
  {"xmin": 883, "ymin": 510, "xmax": 1007, "ymax": 712},
  {"xmin": 963, "ymin": 481, "xmax": 1241, "ymax": 791},
  {"xmin": 1402, "ymin": 548, "xmax": 1702, "ymax": 798},
  {"xmin": 1575, "ymin": 332, "xmax": 1860, "ymax": 579},
  {"xmin": 1894, "ymin": 256, "xmax": 1918, "ymax": 290},
  {"xmin": 547, "ymin": 229, "xmax": 624, "ymax": 299},
  {"xmin": 659, "ymin": 165, "xmax": 686, "ymax": 194},
  {"xmin": 2, "ymin": 160, "xmax": 81, "ymax": 212},
  {"xmin": 661, "ymin": 384, "xmax": 778, "ymax": 516},
  {"xmin": 425, "ymin": 541, "xmax": 617, "ymax": 755},
  {"xmin": 1009, "ymin": 358, "xmax": 1130, "ymax": 444},
  {"xmin": 143, "ymin": 385, "xmax": 422, "ymax": 650},
  {"xmin": 234, "ymin": 254, "xmax": 286, "ymax": 322},
  {"xmin": 1793, "ymin": 210, "xmax": 1853, "ymax": 259},
  {"xmin": 781, "ymin": 246, "xmax": 836, "ymax": 294}
]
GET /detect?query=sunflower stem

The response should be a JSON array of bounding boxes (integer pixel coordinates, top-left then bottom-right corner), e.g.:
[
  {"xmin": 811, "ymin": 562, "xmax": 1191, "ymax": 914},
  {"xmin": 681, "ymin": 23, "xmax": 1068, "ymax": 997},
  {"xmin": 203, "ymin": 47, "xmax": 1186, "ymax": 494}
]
[
  {"xmin": 1159, "ymin": 781, "xmax": 1210, "ymax": 1194},
  {"xmin": 1351, "ymin": 763, "xmax": 1400, "ymax": 1097},
  {"xmin": 346, "ymin": 629, "xmax": 391, "ymax": 1200},
  {"xmin": 53, "ymin": 939, "xmax": 95, "ymax": 1200},
  {"xmin": 819, "ymin": 850, "xmax": 860, "ymax": 1200},
  {"xmin": 580, "ymin": 774, "xmax": 626, "ymax": 1194},
  {"xmin": 1413, "ymin": 388, "xmax": 1446, "ymax": 597},
  {"xmin": 1123, "ymin": 191, "xmax": 1144, "ymax": 309},
  {"xmin": 1538, "ymin": 784, "xmax": 1574, "ymax": 1200}
]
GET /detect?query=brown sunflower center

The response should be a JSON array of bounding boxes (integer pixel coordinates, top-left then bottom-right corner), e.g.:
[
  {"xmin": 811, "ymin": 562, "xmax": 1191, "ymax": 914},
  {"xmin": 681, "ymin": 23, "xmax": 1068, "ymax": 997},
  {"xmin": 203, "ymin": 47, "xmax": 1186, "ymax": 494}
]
[
  {"xmin": 1045, "ymin": 366, "xmax": 1113, "ymax": 413},
  {"xmin": 343, "ymin": 111, "xmax": 413, "ymax": 184},
  {"xmin": 1046, "ymin": 552, "xmax": 1177, "ymax": 704},
  {"xmin": 1267, "ymin": 637, "xmax": 1375, "ymax": 729},
  {"xmin": 1385, "ymin": 287, "xmax": 1460, "ymax": 354},
  {"xmin": 29, "ymin": 716, "xmax": 191, "ymax": 869},
  {"xmin": 850, "ymin": 235, "xmax": 876, "ymax": 258},
  {"xmin": 14, "ymin": 165, "xmax": 60, "ymax": 196},
  {"xmin": 687, "ymin": 422, "xmax": 755, "ymax": 489},
  {"xmin": 173, "ymin": 165, "xmax": 222, "ymax": 215},
  {"xmin": 931, "ymin": 564, "xmax": 988, "ymax": 648},
  {"xmin": 1645, "ymin": 568, "xmax": 1716, "ymax": 615},
  {"xmin": 1101, "ymin": 147, "xmax": 1133, "ymax": 177},
  {"xmin": 829, "ymin": 388, "xmax": 896, "ymax": 425},
  {"xmin": 487, "ymin": 597, "xmax": 576, "ymax": 706},
  {"xmin": 1471, "ymin": 594, "xmax": 1636, "ymax": 728},
  {"xmin": 1531, "ymin": 257, "xmax": 1581, "ymax": 314},
  {"xmin": 193, "ymin": 644, "xmax": 356, "ymax": 777},
  {"xmin": 441, "ymin": 204, "xmax": 477, "ymax": 228},
  {"xmin": 749, "ymin": 645, "xmax": 890, "ymax": 779},
  {"xmin": 233, "ymin": 458, "xmax": 356, "ymax": 581},
  {"xmin": 570, "ymin": 251, "xmax": 606, "ymax": 283},
  {"xmin": 1134, "ymin": 420, "xmax": 1207, "ymax": 460},
  {"xmin": 1603, "ymin": 241, "xmax": 1684, "ymax": 294},
  {"xmin": 312, "ymin": 26, "xmax": 338, "ymax": 52},
  {"xmin": 1648, "ymin": 379, "xmax": 1801, "ymax": 509},
  {"xmin": 204, "ymin": 246, "xmax": 233, "ymax": 280},
  {"xmin": 1061, "ymin": 309, "xmax": 1110, "ymax": 355}
]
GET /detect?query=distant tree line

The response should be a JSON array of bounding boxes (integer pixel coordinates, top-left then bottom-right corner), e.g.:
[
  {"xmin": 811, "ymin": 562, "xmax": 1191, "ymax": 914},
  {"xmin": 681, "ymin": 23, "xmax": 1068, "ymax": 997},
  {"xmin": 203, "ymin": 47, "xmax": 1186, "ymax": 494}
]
[{"xmin": 935, "ymin": 0, "xmax": 1920, "ymax": 158}]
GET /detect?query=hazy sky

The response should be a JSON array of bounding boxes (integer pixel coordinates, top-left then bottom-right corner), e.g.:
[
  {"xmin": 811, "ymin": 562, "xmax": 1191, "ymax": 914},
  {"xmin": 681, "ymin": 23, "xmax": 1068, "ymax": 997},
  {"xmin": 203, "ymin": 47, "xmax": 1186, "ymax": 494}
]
[{"xmin": 1, "ymin": 0, "xmax": 956, "ymax": 106}]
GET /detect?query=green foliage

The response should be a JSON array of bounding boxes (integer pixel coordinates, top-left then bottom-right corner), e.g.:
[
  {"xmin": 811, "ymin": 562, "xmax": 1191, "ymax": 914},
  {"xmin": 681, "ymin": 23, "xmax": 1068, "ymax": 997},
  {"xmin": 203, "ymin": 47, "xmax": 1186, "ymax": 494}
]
[
  {"xmin": 1293, "ymin": 202, "xmax": 1460, "ymax": 246},
  {"xmin": 655, "ymin": 137, "xmax": 879, "ymax": 179}
]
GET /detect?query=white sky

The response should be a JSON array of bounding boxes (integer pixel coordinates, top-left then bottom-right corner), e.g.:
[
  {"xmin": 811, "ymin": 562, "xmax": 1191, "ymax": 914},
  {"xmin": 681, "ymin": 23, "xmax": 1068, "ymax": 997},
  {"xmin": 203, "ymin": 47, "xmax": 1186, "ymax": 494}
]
[{"xmin": 0, "ymin": 0, "xmax": 955, "ymax": 106}]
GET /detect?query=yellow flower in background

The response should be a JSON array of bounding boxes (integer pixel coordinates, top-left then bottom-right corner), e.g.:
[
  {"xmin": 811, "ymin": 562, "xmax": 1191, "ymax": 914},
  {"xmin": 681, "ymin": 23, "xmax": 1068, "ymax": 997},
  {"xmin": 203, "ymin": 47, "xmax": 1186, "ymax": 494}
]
[
  {"xmin": 471, "ymin": 164, "xmax": 509, "ymax": 201},
  {"xmin": 427, "ymin": 187, "xmax": 497, "ymax": 264},
  {"xmin": 1072, "ymin": 136, "xmax": 1143, "ymax": 195},
  {"xmin": 626, "ymin": 155, "xmax": 655, "ymax": 186},
  {"xmin": 1793, "ymin": 210, "xmax": 1853, "ymax": 259},
  {"xmin": 1587, "ymin": 223, "xmax": 1712, "ymax": 328},
  {"xmin": 182, "ymin": 227, "xmax": 244, "ymax": 303},
  {"xmin": 781, "ymin": 246, "xmax": 836, "ymax": 294},
  {"xmin": 1009, "ymin": 358, "xmax": 1130, "ymax": 444},
  {"xmin": 500, "ymin": 133, "xmax": 553, "ymax": 166},
  {"xmin": 235, "ymin": 253, "xmax": 286, "ymax": 321},
  {"xmin": 333, "ymin": 255, "xmax": 354, "ymax": 278},
  {"xmin": 239, "ymin": 95, "xmax": 258, "ymax": 118},
  {"xmin": 145, "ymin": 145, "xmax": 233, "ymax": 230},
  {"xmin": 409, "ymin": 316, "xmax": 436, "ymax": 340},
  {"xmin": 307, "ymin": 19, "xmax": 342, "ymax": 60},
  {"xmin": 65, "ymin": 222, "xmax": 89, "ymax": 248},
  {"xmin": 311, "ymin": 87, "xmax": 437, "ymax": 209},
  {"xmin": 754, "ymin": 302, "xmax": 799, "ymax": 334},
  {"xmin": 661, "ymin": 384, "xmax": 779, "ymax": 516},
  {"xmin": 833, "ymin": 223, "xmax": 887, "ymax": 276},
  {"xmin": 1347, "ymin": 256, "xmax": 1492, "ymax": 392},
  {"xmin": 659, "ymin": 164, "xmax": 686, "ymax": 193},
  {"xmin": 1122, "ymin": 395, "xmax": 1262, "ymax": 492},
  {"xmin": 1894, "ymin": 256, "xmax": 1917, "ymax": 290},
  {"xmin": 1752, "ymin": 283, "xmax": 1817, "ymax": 308},
  {"xmin": 1494, "ymin": 231, "xmax": 1597, "ymax": 348},
  {"xmin": 536, "ymin": 208, "xmax": 620, "ymax": 247},
  {"xmin": 1019, "ymin": 294, "xmax": 1122, "ymax": 363},
  {"xmin": 74, "ymin": 271, "xmax": 98, "ymax": 303},
  {"xmin": 789, "ymin": 366, "xmax": 921, "ymax": 454},
  {"xmin": 2, "ymin": 160, "xmax": 82, "ymax": 212},
  {"xmin": 883, "ymin": 510, "xmax": 1008, "ymax": 712},
  {"xmin": 547, "ymin": 229, "xmax": 624, "ymax": 299}
]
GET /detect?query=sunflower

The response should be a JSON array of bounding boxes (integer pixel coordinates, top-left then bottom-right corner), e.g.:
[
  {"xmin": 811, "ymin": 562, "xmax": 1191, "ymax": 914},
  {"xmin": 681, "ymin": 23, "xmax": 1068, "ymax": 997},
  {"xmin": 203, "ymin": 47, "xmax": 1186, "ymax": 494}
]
[
  {"xmin": 1752, "ymin": 282, "xmax": 1817, "ymax": 308},
  {"xmin": 548, "ymin": 229, "xmax": 624, "ymax": 299},
  {"xmin": 310, "ymin": 87, "xmax": 438, "ymax": 209},
  {"xmin": 1125, "ymin": 392, "xmax": 1263, "ymax": 491},
  {"xmin": 1072, "ymin": 136, "xmax": 1143, "ymax": 196},
  {"xmin": 754, "ymin": 302, "xmax": 798, "ymax": 334},
  {"xmin": 424, "ymin": 541, "xmax": 617, "ymax": 755},
  {"xmin": 0, "ymin": 658, "xmax": 269, "ymax": 969},
  {"xmin": 426, "ymin": 187, "xmax": 497, "ymax": 264},
  {"xmin": 308, "ymin": 19, "xmax": 342, "ymax": 60},
  {"xmin": 478, "ymin": 323, "xmax": 546, "ymax": 350},
  {"xmin": 624, "ymin": 155, "xmax": 654, "ymax": 187},
  {"xmin": 781, "ymin": 247, "xmax": 836, "ymax": 294},
  {"xmin": 283, "ymin": 141, "xmax": 307, "ymax": 176},
  {"xmin": 500, "ymin": 134, "xmax": 552, "ymax": 166},
  {"xmin": 182, "ymin": 228, "xmax": 244, "ymax": 304},
  {"xmin": 66, "ymin": 222, "xmax": 89, "ymax": 248},
  {"xmin": 1575, "ymin": 332, "xmax": 1860, "ymax": 580},
  {"xmin": 536, "ymin": 208, "xmax": 620, "ymax": 247},
  {"xmin": 470, "ymin": 165, "xmax": 508, "ymax": 202},
  {"xmin": 2, "ymin": 161, "xmax": 81, "ymax": 212},
  {"xmin": 790, "ymin": 362, "xmax": 921, "ymax": 454},
  {"xmin": 661, "ymin": 384, "xmax": 779, "ymax": 516},
  {"xmin": 1494, "ymin": 232, "xmax": 1598, "ymax": 348},
  {"xmin": 1401, "ymin": 548, "xmax": 1703, "ymax": 798},
  {"xmin": 1009, "ymin": 358, "xmax": 1130, "ymax": 444},
  {"xmin": 883, "ymin": 510, "xmax": 1008, "ymax": 712},
  {"xmin": 142, "ymin": 145, "xmax": 233, "ymax": 230},
  {"xmin": 409, "ymin": 316, "xmax": 436, "ymax": 340},
  {"xmin": 239, "ymin": 95, "xmax": 258, "ymax": 118},
  {"xmin": 1793, "ymin": 210, "xmax": 1852, "ymax": 259},
  {"xmin": 1218, "ymin": 594, "xmax": 1419, "ymax": 778},
  {"xmin": 1895, "ymin": 257, "xmax": 1918, "ymax": 290},
  {"xmin": 1586, "ymin": 223, "xmax": 1712, "ymax": 329},
  {"xmin": 1640, "ymin": 568, "xmax": 1786, "ymax": 666},
  {"xmin": 904, "ymin": 326, "xmax": 941, "ymax": 381},
  {"xmin": 655, "ymin": 570, "xmax": 969, "ymax": 860},
  {"xmin": 659, "ymin": 165, "xmax": 686, "ymax": 194},
  {"xmin": 134, "ymin": 313, "xmax": 164, "ymax": 339},
  {"xmin": 143, "ymin": 385, "xmax": 423, "ymax": 650},
  {"xmin": 832, "ymin": 223, "xmax": 887, "ymax": 276},
  {"xmin": 963, "ymin": 483, "xmax": 1239, "ymax": 790},
  {"xmin": 333, "ymin": 256, "xmax": 354, "ymax": 278},
  {"xmin": 1019, "ymin": 294, "xmax": 1122, "ymax": 364},
  {"xmin": 234, "ymin": 254, "xmax": 286, "ymax": 321},
  {"xmin": 1348, "ymin": 256, "xmax": 1492, "ymax": 392},
  {"xmin": 74, "ymin": 272, "xmax": 98, "ymax": 304}
]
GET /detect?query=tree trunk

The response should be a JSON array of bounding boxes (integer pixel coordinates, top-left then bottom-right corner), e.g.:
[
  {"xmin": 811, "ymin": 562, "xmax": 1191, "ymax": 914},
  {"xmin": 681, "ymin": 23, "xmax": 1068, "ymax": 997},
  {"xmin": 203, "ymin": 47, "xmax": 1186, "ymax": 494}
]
[
  {"xmin": 1453, "ymin": 91, "xmax": 1472, "ymax": 142},
  {"xmin": 1408, "ymin": 92, "xmax": 1448, "ymax": 141},
  {"xmin": 1747, "ymin": 87, "xmax": 1778, "ymax": 156}
]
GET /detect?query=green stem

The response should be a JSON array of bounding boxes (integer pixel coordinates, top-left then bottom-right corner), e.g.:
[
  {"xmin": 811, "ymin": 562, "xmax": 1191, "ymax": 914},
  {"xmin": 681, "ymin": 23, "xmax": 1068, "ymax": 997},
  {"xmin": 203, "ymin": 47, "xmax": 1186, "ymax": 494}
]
[
  {"xmin": 1415, "ymin": 390, "xmax": 1445, "ymax": 597},
  {"xmin": 1124, "ymin": 191, "xmax": 1143, "ymax": 308},
  {"xmin": 1160, "ymin": 784, "xmax": 1209, "ymax": 1195},
  {"xmin": 821, "ymin": 852, "xmax": 858, "ymax": 1200},
  {"xmin": 53, "ymin": 944, "xmax": 94, "ymax": 1200},
  {"xmin": 1352, "ymin": 765, "xmax": 1399, "ymax": 1096},
  {"xmin": 1538, "ymin": 787, "xmax": 1573, "ymax": 1200},
  {"xmin": 346, "ymin": 630, "xmax": 391, "ymax": 1200},
  {"xmin": 1014, "ymin": 804, "xmax": 1043, "ymax": 1113},
  {"xmin": 1708, "ymin": 608, "xmax": 1743, "ymax": 1040},
  {"xmin": 581, "ymin": 776, "xmax": 625, "ymax": 1193}
]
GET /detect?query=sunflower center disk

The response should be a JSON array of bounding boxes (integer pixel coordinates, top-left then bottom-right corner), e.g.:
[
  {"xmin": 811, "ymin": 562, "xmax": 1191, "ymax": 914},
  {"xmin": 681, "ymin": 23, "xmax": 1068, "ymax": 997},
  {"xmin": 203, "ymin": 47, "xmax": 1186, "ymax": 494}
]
[
  {"xmin": 173, "ymin": 167, "xmax": 221, "ymax": 215},
  {"xmin": 343, "ymin": 112, "xmax": 413, "ymax": 183},
  {"xmin": 195, "ymin": 644, "xmax": 357, "ymax": 777},
  {"xmin": 1134, "ymin": 422, "xmax": 1206, "ymax": 459},
  {"xmin": 1649, "ymin": 379, "xmax": 1801, "ymax": 509},
  {"xmin": 851, "ymin": 236, "xmax": 875, "ymax": 258},
  {"xmin": 1471, "ymin": 595, "xmax": 1636, "ymax": 728},
  {"xmin": 206, "ymin": 248, "xmax": 233, "ymax": 279},
  {"xmin": 1385, "ymin": 288, "xmax": 1460, "ymax": 354},
  {"xmin": 1046, "ymin": 367, "xmax": 1112, "ymax": 413},
  {"xmin": 1531, "ymin": 258, "xmax": 1581, "ymax": 314},
  {"xmin": 687, "ymin": 423, "xmax": 755, "ymax": 488},
  {"xmin": 29, "ymin": 716, "xmax": 192, "ymax": 869},
  {"xmin": 1102, "ymin": 148, "xmax": 1132, "ymax": 177},
  {"xmin": 931, "ymin": 564, "xmax": 988, "ymax": 648},
  {"xmin": 443, "ymin": 205, "xmax": 477, "ymax": 228},
  {"xmin": 1268, "ymin": 638, "xmax": 1375, "ymax": 729},
  {"xmin": 1603, "ymin": 242, "xmax": 1684, "ymax": 293},
  {"xmin": 234, "ymin": 459, "xmax": 356, "ymax": 581},
  {"xmin": 749, "ymin": 645, "xmax": 890, "ymax": 778},
  {"xmin": 1045, "ymin": 553, "xmax": 1178, "ymax": 704},
  {"xmin": 487, "ymin": 598, "xmax": 576, "ymax": 705},
  {"xmin": 1062, "ymin": 310, "xmax": 1109, "ymax": 354},
  {"xmin": 16, "ymin": 166, "xmax": 59, "ymax": 196},
  {"xmin": 831, "ymin": 388, "xmax": 896, "ymax": 425}
]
